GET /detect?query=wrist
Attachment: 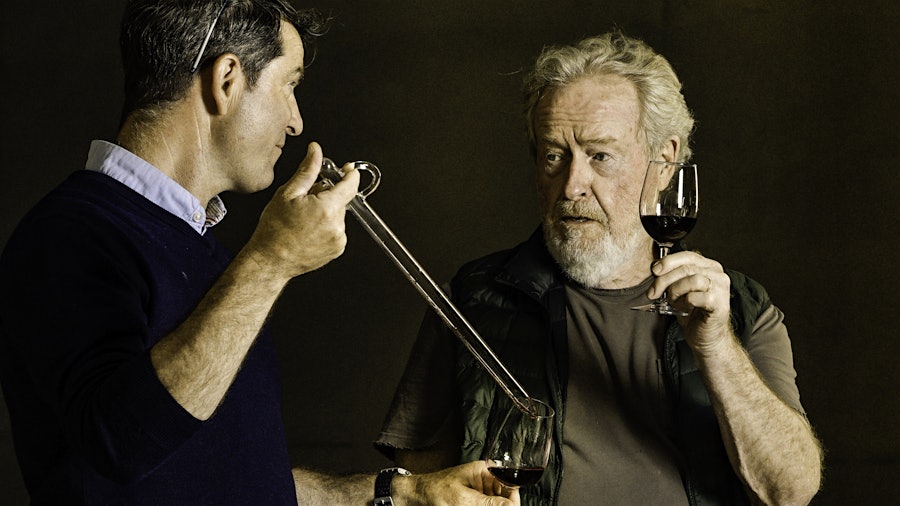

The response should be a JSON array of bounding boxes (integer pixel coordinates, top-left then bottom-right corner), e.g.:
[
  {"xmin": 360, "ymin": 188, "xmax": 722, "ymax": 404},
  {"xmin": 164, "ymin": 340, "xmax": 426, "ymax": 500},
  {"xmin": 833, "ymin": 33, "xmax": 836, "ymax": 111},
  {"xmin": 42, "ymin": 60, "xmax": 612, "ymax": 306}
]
[
  {"xmin": 232, "ymin": 246, "xmax": 294, "ymax": 285},
  {"xmin": 374, "ymin": 467, "xmax": 412, "ymax": 506},
  {"xmin": 690, "ymin": 329, "xmax": 742, "ymax": 369}
]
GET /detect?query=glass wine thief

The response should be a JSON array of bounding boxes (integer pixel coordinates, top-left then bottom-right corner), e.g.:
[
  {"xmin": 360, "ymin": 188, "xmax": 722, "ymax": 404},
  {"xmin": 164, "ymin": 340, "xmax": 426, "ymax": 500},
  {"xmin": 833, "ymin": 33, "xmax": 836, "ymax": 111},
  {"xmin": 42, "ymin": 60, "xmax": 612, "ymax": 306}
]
[{"xmin": 317, "ymin": 158, "xmax": 536, "ymax": 414}]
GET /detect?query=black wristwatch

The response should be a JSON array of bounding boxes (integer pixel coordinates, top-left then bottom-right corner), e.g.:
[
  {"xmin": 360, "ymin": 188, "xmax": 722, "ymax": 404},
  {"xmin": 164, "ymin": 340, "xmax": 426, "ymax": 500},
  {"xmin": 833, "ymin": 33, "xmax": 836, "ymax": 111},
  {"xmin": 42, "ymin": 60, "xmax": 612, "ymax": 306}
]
[{"xmin": 374, "ymin": 467, "xmax": 411, "ymax": 506}]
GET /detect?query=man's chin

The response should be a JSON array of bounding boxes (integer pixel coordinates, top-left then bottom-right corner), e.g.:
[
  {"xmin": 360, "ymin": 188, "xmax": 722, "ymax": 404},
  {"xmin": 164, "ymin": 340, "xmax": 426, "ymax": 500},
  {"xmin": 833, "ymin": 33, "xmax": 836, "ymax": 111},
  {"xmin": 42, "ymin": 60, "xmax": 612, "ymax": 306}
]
[
  {"xmin": 244, "ymin": 171, "xmax": 276, "ymax": 194},
  {"xmin": 549, "ymin": 223, "xmax": 604, "ymax": 250},
  {"xmin": 543, "ymin": 222, "xmax": 651, "ymax": 287}
]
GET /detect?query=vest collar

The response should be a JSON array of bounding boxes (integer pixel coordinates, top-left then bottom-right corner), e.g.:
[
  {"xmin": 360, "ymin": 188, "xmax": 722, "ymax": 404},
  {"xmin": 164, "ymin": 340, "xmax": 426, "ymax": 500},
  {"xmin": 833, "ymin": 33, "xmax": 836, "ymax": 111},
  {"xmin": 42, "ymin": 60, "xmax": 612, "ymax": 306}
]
[{"xmin": 494, "ymin": 227, "xmax": 562, "ymax": 303}]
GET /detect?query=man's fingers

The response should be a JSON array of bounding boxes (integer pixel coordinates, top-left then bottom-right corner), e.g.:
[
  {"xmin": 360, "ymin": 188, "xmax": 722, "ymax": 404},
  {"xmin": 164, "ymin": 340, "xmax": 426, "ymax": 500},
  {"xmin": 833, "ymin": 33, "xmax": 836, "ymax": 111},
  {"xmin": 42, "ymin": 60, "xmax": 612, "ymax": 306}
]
[
  {"xmin": 281, "ymin": 142, "xmax": 324, "ymax": 199},
  {"xmin": 324, "ymin": 163, "xmax": 361, "ymax": 204},
  {"xmin": 279, "ymin": 143, "xmax": 361, "ymax": 204}
]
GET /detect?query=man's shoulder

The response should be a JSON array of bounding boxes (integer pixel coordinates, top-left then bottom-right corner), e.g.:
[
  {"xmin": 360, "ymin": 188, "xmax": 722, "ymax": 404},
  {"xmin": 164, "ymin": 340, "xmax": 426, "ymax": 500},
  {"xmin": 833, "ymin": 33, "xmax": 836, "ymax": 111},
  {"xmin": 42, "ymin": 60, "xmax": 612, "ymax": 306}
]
[
  {"xmin": 454, "ymin": 228, "xmax": 548, "ymax": 279},
  {"xmin": 17, "ymin": 171, "xmax": 140, "ymax": 223},
  {"xmin": 724, "ymin": 269, "xmax": 771, "ymax": 307},
  {"xmin": 724, "ymin": 268, "xmax": 773, "ymax": 339},
  {"xmin": 18, "ymin": 170, "xmax": 179, "ymax": 234},
  {"xmin": 454, "ymin": 245, "xmax": 521, "ymax": 281},
  {"xmin": 2, "ymin": 171, "xmax": 187, "ymax": 272},
  {"xmin": 449, "ymin": 229, "xmax": 557, "ymax": 307}
]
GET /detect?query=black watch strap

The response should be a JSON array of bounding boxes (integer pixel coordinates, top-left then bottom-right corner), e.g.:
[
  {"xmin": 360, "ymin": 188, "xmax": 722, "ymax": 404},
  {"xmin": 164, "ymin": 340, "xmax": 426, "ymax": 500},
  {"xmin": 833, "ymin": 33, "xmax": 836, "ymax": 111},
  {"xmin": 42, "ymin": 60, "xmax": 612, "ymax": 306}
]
[{"xmin": 374, "ymin": 467, "xmax": 411, "ymax": 506}]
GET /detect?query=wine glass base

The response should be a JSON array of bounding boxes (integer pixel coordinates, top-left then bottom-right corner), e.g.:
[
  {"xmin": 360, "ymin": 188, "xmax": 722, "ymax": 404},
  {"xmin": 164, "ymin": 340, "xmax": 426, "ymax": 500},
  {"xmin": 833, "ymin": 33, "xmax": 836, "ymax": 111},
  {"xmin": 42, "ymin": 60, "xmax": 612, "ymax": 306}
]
[{"xmin": 631, "ymin": 301, "xmax": 689, "ymax": 317}]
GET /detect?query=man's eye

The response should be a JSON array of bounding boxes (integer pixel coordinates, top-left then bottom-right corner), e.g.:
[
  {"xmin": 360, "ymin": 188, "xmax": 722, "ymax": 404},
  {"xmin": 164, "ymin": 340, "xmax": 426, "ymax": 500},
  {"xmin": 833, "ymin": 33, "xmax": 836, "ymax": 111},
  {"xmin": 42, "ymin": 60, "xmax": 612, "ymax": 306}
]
[
  {"xmin": 541, "ymin": 152, "xmax": 567, "ymax": 176},
  {"xmin": 592, "ymin": 152, "xmax": 612, "ymax": 162}
]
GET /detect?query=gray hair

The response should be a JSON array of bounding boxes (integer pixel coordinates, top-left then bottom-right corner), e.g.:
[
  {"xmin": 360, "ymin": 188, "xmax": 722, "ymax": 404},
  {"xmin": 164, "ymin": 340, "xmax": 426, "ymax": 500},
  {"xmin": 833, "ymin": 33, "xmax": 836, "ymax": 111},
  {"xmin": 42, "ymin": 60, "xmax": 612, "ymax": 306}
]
[{"xmin": 523, "ymin": 32, "xmax": 695, "ymax": 161}]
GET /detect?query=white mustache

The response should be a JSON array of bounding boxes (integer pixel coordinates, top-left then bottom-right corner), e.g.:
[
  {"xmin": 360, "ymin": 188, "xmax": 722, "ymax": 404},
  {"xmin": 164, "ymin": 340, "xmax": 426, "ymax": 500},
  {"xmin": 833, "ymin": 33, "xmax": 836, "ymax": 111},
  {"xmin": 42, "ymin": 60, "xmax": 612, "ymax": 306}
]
[{"xmin": 553, "ymin": 201, "xmax": 608, "ymax": 225}]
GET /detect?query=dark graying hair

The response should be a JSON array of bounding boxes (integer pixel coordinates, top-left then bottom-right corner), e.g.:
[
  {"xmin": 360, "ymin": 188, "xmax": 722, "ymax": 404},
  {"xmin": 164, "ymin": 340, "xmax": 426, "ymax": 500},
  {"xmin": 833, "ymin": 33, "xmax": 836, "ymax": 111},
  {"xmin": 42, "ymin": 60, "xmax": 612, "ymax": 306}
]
[
  {"xmin": 523, "ymin": 32, "xmax": 695, "ymax": 161},
  {"xmin": 119, "ymin": 0, "xmax": 327, "ymax": 123}
]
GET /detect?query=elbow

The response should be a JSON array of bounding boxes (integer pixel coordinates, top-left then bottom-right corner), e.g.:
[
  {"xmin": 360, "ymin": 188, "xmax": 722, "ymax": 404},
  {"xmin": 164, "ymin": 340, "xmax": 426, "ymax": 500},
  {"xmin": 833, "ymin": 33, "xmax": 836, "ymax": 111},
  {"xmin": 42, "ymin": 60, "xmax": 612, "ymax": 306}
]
[
  {"xmin": 760, "ymin": 484, "xmax": 820, "ymax": 506},
  {"xmin": 96, "ymin": 463, "xmax": 157, "ymax": 486},
  {"xmin": 750, "ymin": 453, "xmax": 823, "ymax": 506},
  {"xmin": 768, "ymin": 476, "xmax": 821, "ymax": 506},
  {"xmin": 73, "ymin": 432, "xmax": 168, "ymax": 485},
  {"xmin": 786, "ymin": 436, "xmax": 825, "ymax": 505},
  {"xmin": 66, "ymin": 404, "xmax": 189, "ymax": 486},
  {"xmin": 793, "ymin": 459, "xmax": 824, "ymax": 506},
  {"xmin": 745, "ymin": 420, "xmax": 825, "ymax": 505}
]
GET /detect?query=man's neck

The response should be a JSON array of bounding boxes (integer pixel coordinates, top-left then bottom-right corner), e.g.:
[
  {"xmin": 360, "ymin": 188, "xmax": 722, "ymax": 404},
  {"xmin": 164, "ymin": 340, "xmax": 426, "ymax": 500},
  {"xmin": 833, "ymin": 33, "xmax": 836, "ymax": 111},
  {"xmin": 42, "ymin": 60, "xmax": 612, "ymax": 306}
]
[{"xmin": 117, "ymin": 108, "xmax": 218, "ymax": 207}]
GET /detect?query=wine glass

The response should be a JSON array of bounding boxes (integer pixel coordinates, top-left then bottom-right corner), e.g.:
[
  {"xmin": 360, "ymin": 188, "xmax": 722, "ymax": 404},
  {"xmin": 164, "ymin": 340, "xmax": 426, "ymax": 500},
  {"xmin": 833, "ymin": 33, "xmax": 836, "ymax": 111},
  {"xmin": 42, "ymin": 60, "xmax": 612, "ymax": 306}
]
[
  {"xmin": 631, "ymin": 161, "xmax": 699, "ymax": 317},
  {"xmin": 484, "ymin": 399, "xmax": 554, "ymax": 490}
]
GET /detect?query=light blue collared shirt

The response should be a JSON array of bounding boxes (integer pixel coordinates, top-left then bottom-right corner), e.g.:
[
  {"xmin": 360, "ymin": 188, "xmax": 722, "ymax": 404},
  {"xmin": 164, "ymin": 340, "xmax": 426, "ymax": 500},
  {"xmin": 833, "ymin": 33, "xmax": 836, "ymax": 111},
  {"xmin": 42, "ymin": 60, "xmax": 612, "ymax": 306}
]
[{"xmin": 85, "ymin": 140, "xmax": 226, "ymax": 235}]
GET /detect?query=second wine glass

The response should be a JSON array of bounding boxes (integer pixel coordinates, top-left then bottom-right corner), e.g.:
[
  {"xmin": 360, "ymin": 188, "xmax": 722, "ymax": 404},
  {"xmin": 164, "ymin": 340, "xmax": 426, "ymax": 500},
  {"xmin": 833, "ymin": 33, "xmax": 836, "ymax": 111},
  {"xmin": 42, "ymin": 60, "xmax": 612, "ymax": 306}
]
[
  {"xmin": 484, "ymin": 399, "xmax": 554, "ymax": 490},
  {"xmin": 631, "ymin": 161, "xmax": 699, "ymax": 317}
]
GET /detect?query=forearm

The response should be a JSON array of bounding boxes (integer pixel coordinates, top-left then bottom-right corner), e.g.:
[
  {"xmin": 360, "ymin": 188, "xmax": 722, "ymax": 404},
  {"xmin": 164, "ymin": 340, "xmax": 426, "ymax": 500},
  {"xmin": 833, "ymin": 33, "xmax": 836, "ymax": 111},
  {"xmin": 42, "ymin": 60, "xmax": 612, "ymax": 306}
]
[
  {"xmin": 396, "ymin": 437, "xmax": 462, "ymax": 473},
  {"xmin": 150, "ymin": 248, "xmax": 290, "ymax": 420},
  {"xmin": 292, "ymin": 468, "xmax": 374, "ymax": 505},
  {"xmin": 695, "ymin": 333, "xmax": 822, "ymax": 505},
  {"xmin": 149, "ymin": 151, "xmax": 356, "ymax": 420},
  {"xmin": 292, "ymin": 463, "xmax": 519, "ymax": 506}
]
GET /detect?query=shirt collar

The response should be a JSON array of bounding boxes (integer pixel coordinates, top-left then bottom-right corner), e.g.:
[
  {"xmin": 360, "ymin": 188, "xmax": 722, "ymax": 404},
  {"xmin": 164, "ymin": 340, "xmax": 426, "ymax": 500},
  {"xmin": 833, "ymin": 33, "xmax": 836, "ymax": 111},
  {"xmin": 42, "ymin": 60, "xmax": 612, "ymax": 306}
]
[{"xmin": 85, "ymin": 140, "xmax": 226, "ymax": 235}]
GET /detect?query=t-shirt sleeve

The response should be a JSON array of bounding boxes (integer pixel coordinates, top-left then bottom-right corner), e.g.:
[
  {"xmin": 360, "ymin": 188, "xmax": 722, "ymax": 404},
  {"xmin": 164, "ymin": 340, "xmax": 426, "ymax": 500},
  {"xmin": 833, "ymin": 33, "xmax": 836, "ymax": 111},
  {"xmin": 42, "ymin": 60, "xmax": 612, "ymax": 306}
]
[
  {"xmin": 374, "ymin": 308, "xmax": 460, "ymax": 459},
  {"xmin": 744, "ymin": 305, "xmax": 806, "ymax": 414}
]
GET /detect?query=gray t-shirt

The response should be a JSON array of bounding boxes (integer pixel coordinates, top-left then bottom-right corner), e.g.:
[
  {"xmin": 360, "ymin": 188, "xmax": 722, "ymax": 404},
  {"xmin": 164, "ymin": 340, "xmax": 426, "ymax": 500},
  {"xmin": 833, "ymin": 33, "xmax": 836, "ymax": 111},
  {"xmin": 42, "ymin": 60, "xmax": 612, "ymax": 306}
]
[{"xmin": 376, "ymin": 277, "xmax": 804, "ymax": 504}]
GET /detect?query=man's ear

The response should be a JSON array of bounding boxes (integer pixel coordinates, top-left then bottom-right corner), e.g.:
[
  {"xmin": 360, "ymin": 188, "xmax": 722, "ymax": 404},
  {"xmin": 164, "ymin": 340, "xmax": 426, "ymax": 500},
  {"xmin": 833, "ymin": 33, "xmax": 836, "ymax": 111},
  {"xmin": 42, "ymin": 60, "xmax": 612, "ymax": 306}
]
[
  {"xmin": 660, "ymin": 136, "xmax": 680, "ymax": 162},
  {"xmin": 210, "ymin": 53, "xmax": 244, "ymax": 115}
]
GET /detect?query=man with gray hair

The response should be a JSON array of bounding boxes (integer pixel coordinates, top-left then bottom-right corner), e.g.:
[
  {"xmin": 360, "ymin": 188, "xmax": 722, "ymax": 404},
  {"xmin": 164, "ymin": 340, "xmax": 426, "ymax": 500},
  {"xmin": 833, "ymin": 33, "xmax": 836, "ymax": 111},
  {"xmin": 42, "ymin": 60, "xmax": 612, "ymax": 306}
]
[{"xmin": 375, "ymin": 32, "xmax": 823, "ymax": 505}]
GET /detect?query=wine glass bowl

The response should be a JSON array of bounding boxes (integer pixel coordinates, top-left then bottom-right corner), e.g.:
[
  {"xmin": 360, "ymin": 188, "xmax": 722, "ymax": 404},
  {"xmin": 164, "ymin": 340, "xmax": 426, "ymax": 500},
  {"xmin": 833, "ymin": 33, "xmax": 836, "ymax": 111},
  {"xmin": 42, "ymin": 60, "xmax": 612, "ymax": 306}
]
[
  {"xmin": 632, "ymin": 161, "xmax": 699, "ymax": 316},
  {"xmin": 484, "ymin": 399, "xmax": 555, "ymax": 489}
]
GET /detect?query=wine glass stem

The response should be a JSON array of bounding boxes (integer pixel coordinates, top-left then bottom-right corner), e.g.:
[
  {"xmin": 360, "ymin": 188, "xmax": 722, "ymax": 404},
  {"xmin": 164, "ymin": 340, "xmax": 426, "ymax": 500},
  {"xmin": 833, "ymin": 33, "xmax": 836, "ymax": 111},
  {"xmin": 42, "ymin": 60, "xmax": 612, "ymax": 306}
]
[
  {"xmin": 657, "ymin": 242, "xmax": 672, "ymax": 302},
  {"xmin": 658, "ymin": 243, "xmax": 671, "ymax": 259}
]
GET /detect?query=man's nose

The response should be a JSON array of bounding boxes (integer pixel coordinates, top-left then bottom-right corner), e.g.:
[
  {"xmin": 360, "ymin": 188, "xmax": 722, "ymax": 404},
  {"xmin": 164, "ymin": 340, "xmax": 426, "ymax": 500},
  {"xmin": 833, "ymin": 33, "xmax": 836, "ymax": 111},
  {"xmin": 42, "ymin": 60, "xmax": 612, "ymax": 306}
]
[
  {"xmin": 286, "ymin": 96, "xmax": 303, "ymax": 136},
  {"xmin": 563, "ymin": 156, "xmax": 593, "ymax": 200}
]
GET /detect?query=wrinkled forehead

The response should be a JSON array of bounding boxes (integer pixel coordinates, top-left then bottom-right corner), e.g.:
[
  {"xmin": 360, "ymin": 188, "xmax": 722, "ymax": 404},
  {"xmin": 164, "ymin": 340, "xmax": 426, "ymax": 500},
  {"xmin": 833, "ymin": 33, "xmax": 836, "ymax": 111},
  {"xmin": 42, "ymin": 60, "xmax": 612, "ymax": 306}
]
[{"xmin": 534, "ymin": 77, "xmax": 641, "ymax": 141}]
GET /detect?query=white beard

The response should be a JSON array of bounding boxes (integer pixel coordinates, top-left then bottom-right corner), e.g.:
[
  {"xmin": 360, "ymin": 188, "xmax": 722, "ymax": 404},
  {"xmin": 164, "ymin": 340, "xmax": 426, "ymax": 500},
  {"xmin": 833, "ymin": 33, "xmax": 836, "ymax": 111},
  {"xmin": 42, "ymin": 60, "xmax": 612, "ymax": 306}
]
[{"xmin": 542, "ymin": 201, "xmax": 648, "ymax": 288}]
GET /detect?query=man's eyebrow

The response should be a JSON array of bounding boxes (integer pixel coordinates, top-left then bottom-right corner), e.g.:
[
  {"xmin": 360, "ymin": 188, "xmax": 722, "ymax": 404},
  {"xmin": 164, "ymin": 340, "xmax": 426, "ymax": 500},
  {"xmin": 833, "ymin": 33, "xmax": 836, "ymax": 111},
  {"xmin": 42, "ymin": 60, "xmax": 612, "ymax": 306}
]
[
  {"xmin": 579, "ymin": 136, "xmax": 619, "ymax": 146},
  {"xmin": 538, "ymin": 135, "xmax": 565, "ymax": 147},
  {"xmin": 537, "ymin": 134, "xmax": 619, "ymax": 147}
]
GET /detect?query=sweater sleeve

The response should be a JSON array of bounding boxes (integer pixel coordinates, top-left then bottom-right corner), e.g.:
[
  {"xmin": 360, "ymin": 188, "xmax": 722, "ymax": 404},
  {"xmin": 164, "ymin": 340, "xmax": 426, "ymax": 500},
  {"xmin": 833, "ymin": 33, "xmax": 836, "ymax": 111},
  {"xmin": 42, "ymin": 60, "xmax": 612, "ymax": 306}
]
[{"xmin": 0, "ymin": 208, "xmax": 203, "ymax": 484}]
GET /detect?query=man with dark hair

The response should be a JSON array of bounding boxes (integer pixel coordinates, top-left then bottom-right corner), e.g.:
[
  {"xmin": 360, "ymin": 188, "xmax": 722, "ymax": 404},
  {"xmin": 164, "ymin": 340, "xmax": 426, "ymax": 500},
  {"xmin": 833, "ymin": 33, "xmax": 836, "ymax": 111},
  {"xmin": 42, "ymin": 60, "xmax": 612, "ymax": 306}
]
[
  {"xmin": 0, "ymin": 1, "xmax": 517, "ymax": 504},
  {"xmin": 376, "ymin": 32, "xmax": 823, "ymax": 506}
]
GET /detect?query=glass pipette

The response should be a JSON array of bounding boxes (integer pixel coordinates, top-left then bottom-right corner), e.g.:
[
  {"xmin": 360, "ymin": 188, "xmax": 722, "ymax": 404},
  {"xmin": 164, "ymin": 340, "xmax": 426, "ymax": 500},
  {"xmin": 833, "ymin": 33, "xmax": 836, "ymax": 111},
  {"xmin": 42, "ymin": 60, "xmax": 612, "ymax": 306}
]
[{"xmin": 318, "ymin": 159, "xmax": 535, "ymax": 414}]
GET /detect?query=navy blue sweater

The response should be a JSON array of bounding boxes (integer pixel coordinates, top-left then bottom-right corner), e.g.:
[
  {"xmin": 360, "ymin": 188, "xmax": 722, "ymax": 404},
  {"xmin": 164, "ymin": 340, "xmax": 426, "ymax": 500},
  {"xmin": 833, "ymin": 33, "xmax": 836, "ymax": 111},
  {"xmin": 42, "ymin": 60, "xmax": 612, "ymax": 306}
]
[{"xmin": 0, "ymin": 171, "xmax": 296, "ymax": 504}]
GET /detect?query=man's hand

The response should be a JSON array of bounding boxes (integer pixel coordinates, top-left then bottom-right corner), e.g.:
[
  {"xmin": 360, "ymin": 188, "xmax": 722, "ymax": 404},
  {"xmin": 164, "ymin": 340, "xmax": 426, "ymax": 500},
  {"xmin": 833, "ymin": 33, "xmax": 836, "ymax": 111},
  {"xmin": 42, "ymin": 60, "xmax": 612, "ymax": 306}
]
[
  {"xmin": 246, "ymin": 141, "xmax": 360, "ymax": 280},
  {"xmin": 393, "ymin": 461, "xmax": 521, "ymax": 506},
  {"xmin": 646, "ymin": 250, "xmax": 733, "ymax": 353}
]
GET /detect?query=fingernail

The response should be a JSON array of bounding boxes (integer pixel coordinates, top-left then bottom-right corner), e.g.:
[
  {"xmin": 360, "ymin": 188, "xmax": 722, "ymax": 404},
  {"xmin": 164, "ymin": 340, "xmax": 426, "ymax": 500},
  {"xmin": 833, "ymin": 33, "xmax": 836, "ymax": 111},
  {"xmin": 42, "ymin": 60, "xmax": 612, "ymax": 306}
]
[{"xmin": 651, "ymin": 261, "xmax": 662, "ymax": 274}]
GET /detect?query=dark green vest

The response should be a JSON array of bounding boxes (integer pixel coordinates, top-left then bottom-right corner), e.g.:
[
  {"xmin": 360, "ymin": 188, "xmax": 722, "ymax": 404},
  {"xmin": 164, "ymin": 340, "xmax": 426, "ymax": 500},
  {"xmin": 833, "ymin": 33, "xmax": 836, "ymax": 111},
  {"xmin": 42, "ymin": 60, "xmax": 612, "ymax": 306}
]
[{"xmin": 451, "ymin": 230, "xmax": 768, "ymax": 505}]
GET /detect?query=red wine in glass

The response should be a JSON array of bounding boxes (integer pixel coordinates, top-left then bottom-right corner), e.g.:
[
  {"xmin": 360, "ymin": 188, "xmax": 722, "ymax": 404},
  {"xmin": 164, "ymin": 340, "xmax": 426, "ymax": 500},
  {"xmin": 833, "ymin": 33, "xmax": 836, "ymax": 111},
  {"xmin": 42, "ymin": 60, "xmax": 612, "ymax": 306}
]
[
  {"xmin": 488, "ymin": 466, "xmax": 546, "ymax": 487},
  {"xmin": 632, "ymin": 161, "xmax": 699, "ymax": 316},
  {"xmin": 640, "ymin": 215, "xmax": 697, "ymax": 244}
]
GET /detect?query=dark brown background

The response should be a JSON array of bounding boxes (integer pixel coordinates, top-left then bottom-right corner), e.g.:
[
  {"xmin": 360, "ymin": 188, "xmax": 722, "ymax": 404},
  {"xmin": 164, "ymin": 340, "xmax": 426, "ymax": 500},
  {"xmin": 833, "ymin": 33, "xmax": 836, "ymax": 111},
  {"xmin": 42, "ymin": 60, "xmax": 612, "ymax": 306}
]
[{"xmin": 1, "ymin": 1, "xmax": 897, "ymax": 504}]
